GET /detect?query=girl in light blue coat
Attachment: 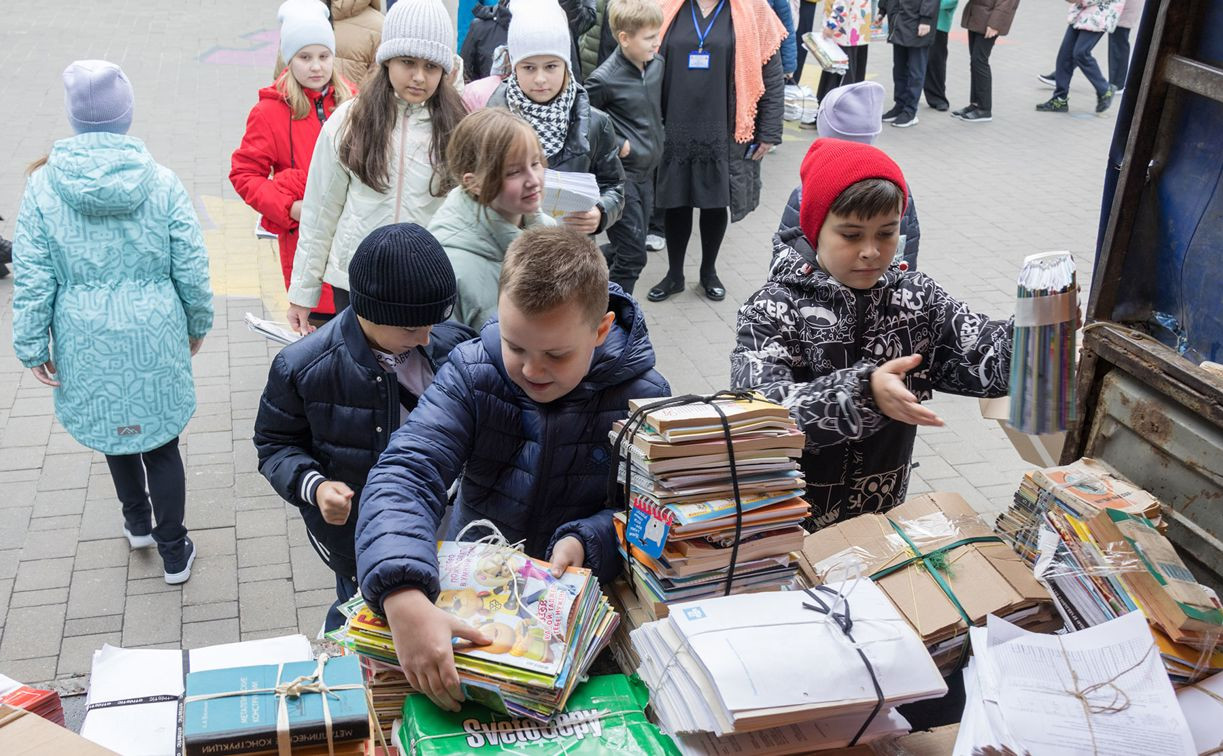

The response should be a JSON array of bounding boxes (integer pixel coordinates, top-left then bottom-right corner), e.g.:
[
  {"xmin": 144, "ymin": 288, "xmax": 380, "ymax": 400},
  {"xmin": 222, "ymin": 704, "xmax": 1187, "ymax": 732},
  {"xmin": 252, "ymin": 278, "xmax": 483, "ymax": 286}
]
[{"xmin": 12, "ymin": 61, "xmax": 213, "ymax": 585}]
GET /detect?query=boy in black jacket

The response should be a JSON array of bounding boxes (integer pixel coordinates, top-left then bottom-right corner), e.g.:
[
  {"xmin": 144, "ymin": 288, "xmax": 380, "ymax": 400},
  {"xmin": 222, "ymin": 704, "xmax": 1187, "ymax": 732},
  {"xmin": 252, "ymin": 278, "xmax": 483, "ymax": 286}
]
[
  {"xmin": 254, "ymin": 223, "xmax": 475, "ymax": 632},
  {"xmin": 879, "ymin": 0, "xmax": 939, "ymax": 127},
  {"xmin": 732, "ymin": 139, "xmax": 1013, "ymax": 529},
  {"xmin": 584, "ymin": 0, "xmax": 664, "ymax": 295}
]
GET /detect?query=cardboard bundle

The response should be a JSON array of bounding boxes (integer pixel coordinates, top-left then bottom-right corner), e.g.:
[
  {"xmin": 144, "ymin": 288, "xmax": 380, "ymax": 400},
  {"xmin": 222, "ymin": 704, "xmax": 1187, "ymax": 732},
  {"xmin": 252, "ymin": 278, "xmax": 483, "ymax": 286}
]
[
  {"xmin": 996, "ymin": 457, "xmax": 1164, "ymax": 564},
  {"xmin": 611, "ymin": 395, "xmax": 810, "ymax": 619},
  {"xmin": 799, "ymin": 492, "xmax": 1060, "ymax": 674}
]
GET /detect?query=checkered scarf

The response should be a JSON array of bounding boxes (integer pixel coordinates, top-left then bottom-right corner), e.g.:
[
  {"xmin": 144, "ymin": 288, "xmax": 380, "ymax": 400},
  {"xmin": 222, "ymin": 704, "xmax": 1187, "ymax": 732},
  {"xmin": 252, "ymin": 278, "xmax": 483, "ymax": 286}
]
[{"xmin": 504, "ymin": 74, "xmax": 576, "ymax": 159}]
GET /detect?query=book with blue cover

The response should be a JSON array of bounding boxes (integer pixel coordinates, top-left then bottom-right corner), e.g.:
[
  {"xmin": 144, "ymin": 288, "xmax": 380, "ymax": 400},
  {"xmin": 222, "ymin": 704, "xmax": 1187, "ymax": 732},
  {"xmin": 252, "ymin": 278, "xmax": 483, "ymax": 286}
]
[{"xmin": 182, "ymin": 654, "xmax": 369, "ymax": 756}]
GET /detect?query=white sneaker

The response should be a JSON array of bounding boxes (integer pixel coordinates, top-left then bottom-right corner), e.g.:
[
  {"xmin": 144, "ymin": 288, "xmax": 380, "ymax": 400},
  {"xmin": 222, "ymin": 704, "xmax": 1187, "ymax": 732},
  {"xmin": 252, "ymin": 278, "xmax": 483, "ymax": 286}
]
[
  {"xmin": 123, "ymin": 525, "xmax": 156, "ymax": 549},
  {"xmin": 645, "ymin": 234, "xmax": 666, "ymax": 251},
  {"xmin": 163, "ymin": 538, "xmax": 196, "ymax": 585}
]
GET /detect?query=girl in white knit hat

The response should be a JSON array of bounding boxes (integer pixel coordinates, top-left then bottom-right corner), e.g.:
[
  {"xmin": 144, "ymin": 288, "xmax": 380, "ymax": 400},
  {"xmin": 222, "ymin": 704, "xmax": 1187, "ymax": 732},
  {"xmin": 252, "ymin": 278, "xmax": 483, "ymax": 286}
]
[
  {"xmin": 485, "ymin": 0, "xmax": 625, "ymax": 238},
  {"xmin": 286, "ymin": 0, "xmax": 465, "ymax": 334}
]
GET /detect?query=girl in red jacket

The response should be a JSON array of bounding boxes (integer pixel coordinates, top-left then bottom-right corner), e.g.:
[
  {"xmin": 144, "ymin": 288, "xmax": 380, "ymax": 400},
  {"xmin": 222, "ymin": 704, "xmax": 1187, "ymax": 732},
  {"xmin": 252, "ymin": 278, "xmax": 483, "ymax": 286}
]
[{"xmin": 230, "ymin": 2, "xmax": 357, "ymax": 319}]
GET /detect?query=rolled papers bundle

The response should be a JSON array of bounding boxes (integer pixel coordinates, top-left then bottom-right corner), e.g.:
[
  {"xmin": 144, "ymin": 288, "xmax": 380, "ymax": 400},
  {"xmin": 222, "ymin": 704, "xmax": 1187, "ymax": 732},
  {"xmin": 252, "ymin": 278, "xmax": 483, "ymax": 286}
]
[{"xmin": 1009, "ymin": 251, "xmax": 1077, "ymax": 435}]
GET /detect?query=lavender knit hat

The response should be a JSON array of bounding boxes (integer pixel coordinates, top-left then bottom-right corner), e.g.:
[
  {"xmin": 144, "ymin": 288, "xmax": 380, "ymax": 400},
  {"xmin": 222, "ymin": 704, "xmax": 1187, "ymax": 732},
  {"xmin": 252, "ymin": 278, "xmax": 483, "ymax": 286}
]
[
  {"xmin": 63, "ymin": 60, "xmax": 134, "ymax": 135},
  {"xmin": 816, "ymin": 81, "xmax": 885, "ymax": 144}
]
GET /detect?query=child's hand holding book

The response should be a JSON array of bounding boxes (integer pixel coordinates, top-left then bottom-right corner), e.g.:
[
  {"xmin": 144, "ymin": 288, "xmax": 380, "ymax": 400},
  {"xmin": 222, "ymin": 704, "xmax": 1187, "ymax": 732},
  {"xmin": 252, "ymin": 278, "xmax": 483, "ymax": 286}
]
[
  {"xmin": 382, "ymin": 587, "xmax": 490, "ymax": 713},
  {"xmin": 870, "ymin": 354, "xmax": 945, "ymax": 427}
]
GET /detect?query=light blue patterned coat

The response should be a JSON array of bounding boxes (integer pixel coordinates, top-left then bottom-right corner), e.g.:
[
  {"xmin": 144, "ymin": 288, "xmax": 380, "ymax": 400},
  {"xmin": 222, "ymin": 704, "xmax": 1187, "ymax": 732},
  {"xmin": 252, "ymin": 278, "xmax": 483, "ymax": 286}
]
[{"xmin": 12, "ymin": 133, "xmax": 214, "ymax": 455}]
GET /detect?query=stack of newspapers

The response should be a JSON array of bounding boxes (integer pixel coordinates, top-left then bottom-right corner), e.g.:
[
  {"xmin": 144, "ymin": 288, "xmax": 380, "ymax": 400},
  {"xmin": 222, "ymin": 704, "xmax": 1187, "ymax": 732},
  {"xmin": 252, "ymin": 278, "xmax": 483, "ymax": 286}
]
[{"xmin": 611, "ymin": 395, "xmax": 809, "ymax": 619}]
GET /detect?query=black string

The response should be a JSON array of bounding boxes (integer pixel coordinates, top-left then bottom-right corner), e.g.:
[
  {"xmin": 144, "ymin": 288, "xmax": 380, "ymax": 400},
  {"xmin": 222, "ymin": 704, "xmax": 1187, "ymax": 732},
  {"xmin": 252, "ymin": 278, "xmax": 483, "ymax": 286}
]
[
  {"xmin": 609, "ymin": 390, "xmax": 758, "ymax": 597},
  {"xmin": 802, "ymin": 586, "xmax": 883, "ymax": 747}
]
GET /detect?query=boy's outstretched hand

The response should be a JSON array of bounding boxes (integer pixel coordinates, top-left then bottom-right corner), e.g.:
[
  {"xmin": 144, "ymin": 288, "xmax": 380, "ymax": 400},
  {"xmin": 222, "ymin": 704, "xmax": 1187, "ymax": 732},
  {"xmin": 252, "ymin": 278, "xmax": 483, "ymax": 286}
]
[
  {"xmin": 549, "ymin": 536, "xmax": 585, "ymax": 578},
  {"xmin": 870, "ymin": 355, "xmax": 944, "ymax": 427},
  {"xmin": 384, "ymin": 587, "xmax": 490, "ymax": 712}
]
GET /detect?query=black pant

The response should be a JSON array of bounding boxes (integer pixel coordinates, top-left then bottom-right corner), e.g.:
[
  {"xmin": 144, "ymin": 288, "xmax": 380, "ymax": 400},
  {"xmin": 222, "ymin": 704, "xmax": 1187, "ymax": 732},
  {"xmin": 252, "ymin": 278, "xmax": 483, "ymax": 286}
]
[
  {"xmin": 967, "ymin": 30, "xmax": 998, "ymax": 112},
  {"xmin": 325, "ymin": 572, "xmax": 359, "ymax": 632},
  {"xmin": 891, "ymin": 44, "xmax": 930, "ymax": 115},
  {"xmin": 106, "ymin": 437, "xmax": 188, "ymax": 561},
  {"xmin": 1108, "ymin": 26, "xmax": 1131, "ymax": 89},
  {"xmin": 923, "ymin": 30, "xmax": 949, "ymax": 108},
  {"xmin": 1054, "ymin": 26, "xmax": 1108, "ymax": 98},
  {"xmin": 663, "ymin": 206, "xmax": 728, "ymax": 283},
  {"xmin": 817, "ymin": 44, "xmax": 870, "ymax": 100},
  {"xmin": 331, "ymin": 287, "xmax": 350, "ymax": 312},
  {"xmin": 790, "ymin": 0, "xmax": 818, "ymax": 83},
  {"xmin": 605, "ymin": 176, "xmax": 653, "ymax": 295}
]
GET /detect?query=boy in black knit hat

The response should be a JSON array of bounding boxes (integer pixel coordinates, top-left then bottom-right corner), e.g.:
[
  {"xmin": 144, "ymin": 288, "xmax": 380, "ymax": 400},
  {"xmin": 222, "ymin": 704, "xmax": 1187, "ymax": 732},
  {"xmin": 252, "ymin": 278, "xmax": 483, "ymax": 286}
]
[{"xmin": 254, "ymin": 223, "xmax": 476, "ymax": 632}]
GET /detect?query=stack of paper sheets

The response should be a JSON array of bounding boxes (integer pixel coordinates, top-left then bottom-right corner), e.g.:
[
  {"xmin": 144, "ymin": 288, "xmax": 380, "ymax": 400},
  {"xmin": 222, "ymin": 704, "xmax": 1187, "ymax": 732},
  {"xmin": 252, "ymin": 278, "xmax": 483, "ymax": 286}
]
[
  {"xmin": 1178, "ymin": 669, "xmax": 1223, "ymax": 754},
  {"xmin": 540, "ymin": 170, "xmax": 601, "ymax": 216},
  {"xmin": 995, "ymin": 457, "xmax": 1164, "ymax": 564},
  {"xmin": 80, "ymin": 635, "xmax": 314, "ymax": 755},
  {"xmin": 630, "ymin": 581, "xmax": 946, "ymax": 751},
  {"xmin": 244, "ymin": 312, "xmax": 302, "ymax": 346},
  {"xmin": 955, "ymin": 611, "xmax": 1195, "ymax": 756},
  {"xmin": 331, "ymin": 541, "xmax": 618, "ymax": 723},
  {"xmin": 612, "ymin": 395, "xmax": 810, "ymax": 618},
  {"xmin": 800, "ymin": 492, "xmax": 1060, "ymax": 675}
]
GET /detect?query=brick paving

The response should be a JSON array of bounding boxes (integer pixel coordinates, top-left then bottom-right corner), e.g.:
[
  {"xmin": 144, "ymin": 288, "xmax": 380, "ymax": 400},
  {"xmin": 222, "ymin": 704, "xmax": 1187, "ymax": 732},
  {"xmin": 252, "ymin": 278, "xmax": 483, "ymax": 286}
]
[{"xmin": 0, "ymin": 0, "xmax": 1120, "ymax": 699}]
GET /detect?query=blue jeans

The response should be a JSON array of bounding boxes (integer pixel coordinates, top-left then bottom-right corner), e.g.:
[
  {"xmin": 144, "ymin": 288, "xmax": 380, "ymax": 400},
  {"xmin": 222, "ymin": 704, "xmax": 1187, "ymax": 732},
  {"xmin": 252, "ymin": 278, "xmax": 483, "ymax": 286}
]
[
  {"xmin": 1054, "ymin": 26, "xmax": 1108, "ymax": 98},
  {"xmin": 891, "ymin": 44, "xmax": 930, "ymax": 116}
]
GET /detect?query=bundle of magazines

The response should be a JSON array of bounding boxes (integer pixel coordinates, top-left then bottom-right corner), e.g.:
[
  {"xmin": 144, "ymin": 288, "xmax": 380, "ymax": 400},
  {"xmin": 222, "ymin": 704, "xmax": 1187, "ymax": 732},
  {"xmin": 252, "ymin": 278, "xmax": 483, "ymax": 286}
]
[
  {"xmin": 801, "ymin": 32, "xmax": 849, "ymax": 74},
  {"xmin": 329, "ymin": 540, "xmax": 618, "ymax": 723}
]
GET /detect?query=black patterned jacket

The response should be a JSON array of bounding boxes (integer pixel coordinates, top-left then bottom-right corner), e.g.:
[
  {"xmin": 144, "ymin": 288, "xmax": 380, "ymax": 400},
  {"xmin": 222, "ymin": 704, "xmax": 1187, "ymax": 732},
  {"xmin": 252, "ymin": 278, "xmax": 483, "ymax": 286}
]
[{"xmin": 730, "ymin": 234, "xmax": 1012, "ymax": 529}]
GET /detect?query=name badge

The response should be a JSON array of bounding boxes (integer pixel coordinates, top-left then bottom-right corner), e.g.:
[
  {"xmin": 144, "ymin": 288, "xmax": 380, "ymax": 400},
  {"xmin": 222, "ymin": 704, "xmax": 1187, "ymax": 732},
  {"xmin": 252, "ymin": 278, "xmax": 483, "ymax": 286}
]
[{"xmin": 688, "ymin": 50, "xmax": 711, "ymax": 69}]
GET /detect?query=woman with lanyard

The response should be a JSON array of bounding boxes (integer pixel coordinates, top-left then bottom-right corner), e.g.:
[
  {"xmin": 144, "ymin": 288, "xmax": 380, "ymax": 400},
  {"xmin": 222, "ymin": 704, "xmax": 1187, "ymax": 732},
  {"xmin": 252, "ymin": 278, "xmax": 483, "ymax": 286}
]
[{"xmin": 646, "ymin": 0, "xmax": 786, "ymax": 303}]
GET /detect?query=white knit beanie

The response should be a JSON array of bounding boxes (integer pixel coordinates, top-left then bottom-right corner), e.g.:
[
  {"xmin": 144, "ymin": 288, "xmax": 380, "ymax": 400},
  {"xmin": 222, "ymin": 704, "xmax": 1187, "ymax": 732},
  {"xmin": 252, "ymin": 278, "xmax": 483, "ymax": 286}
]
[
  {"xmin": 507, "ymin": 0, "xmax": 572, "ymax": 68},
  {"xmin": 376, "ymin": 0, "xmax": 456, "ymax": 74},
  {"xmin": 278, "ymin": 0, "xmax": 336, "ymax": 61}
]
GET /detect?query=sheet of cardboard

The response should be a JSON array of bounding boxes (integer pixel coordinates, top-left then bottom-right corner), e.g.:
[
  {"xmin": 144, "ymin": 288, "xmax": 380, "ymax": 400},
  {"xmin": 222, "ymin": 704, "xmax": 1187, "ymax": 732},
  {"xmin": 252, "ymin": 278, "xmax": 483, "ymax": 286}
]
[
  {"xmin": 979, "ymin": 397, "xmax": 1066, "ymax": 467},
  {"xmin": 801, "ymin": 493, "xmax": 1054, "ymax": 642},
  {"xmin": 0, "ymin": 705, "xmax": 119, "ymax": 755}
]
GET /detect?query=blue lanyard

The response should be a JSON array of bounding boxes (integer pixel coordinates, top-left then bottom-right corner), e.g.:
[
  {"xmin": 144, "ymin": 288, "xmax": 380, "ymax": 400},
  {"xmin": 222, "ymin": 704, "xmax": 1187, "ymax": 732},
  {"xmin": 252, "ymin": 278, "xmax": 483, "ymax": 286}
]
[{"xmin": 690, "ymin": 0, "xmax": 726, "ymax": 52}]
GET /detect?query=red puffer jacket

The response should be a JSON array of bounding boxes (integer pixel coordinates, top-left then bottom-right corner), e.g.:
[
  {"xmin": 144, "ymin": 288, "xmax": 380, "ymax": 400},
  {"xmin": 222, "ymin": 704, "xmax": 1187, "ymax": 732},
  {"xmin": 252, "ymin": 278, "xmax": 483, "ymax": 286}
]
[{"xmin": 230, "ymin": 74, "xmax": 357, "ymax": 314}]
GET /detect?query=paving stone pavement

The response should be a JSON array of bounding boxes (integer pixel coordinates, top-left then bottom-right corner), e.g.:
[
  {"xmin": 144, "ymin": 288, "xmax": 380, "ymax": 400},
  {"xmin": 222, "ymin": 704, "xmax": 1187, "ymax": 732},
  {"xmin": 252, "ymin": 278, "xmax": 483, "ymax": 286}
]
[{"xmin": 0, "ymin": 0, "xmax": 1120, "ymax": 688}]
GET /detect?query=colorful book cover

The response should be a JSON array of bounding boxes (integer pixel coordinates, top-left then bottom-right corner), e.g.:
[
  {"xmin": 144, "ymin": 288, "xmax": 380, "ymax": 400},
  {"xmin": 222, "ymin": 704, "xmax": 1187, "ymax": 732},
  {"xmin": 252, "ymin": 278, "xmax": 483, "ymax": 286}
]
[{"xmin": 182, "ymin": 655, "xmax": 369, "ymax": 756}]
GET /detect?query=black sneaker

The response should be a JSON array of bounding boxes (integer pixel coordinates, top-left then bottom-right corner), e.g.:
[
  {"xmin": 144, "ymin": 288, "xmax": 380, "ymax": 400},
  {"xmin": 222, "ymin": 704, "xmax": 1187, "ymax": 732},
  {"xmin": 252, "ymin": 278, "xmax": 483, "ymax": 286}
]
[
  {"xmin": 1096, "ymin": 84, "xmax": 1117, "ymax": 113},
  {"xmin": 882, "ymin": 105, "xmax": 904, "ymax": 123},
  {"xmin": 1036, "ymin": 97, "xmax": 1069, "ymax": 113},
  {"xmin": 927, "ymin": 100, "xmax": 949, "ymax": 112},
  {"xmin": 1037, "ymin": 72, "xmax": 1056, "ymax": 87},
  {"xmin": 950, "ymin": 104, "xmax": 976, "ymax": 118},
  {"xmin": 960, "ymin": 108, "xmax": 993, "ymax": 123},
  {"xmin": 163, "ymin": 536, "xmax": 196, "ymax": 585},
  {"xmin": 0, "ymin": 236, "xmax": 11, "ymax": 279},
  {"xmin": 892, "ymin": 111, "xmax": 919, "ymax": 128}
]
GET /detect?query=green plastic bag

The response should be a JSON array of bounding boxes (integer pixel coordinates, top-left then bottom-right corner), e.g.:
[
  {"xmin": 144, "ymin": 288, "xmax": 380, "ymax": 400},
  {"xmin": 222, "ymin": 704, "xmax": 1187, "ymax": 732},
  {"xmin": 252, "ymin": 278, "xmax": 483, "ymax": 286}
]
[{"xmin": 397, "ymin": 674, "xmax": 680, "ymax": 755}]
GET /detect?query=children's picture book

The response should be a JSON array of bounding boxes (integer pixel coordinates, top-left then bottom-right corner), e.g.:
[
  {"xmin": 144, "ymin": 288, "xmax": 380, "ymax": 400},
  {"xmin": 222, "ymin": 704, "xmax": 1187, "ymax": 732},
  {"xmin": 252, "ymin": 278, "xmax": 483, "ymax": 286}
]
[{"xmin": 435, "ymin": 542, "xmax": 586, "ymax": 678}]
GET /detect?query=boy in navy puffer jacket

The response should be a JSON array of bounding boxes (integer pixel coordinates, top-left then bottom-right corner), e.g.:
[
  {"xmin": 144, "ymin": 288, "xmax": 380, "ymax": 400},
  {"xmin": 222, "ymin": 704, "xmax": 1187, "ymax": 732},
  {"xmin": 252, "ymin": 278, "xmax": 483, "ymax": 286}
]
[{"xmin": 356, "ymin": 225, "xmax": 669, "ymax": 713}]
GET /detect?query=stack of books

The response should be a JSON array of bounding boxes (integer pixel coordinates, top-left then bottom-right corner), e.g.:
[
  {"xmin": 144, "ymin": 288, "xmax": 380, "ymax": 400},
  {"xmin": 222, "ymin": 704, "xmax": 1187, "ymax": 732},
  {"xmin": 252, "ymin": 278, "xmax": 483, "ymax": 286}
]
[
  {"xmin": 0, "ymin": 675, "xmax": 64, "ymax": 727},
  {"xmin": 996, "ymin": 457, "xmax": 1164, "ymax": 564},
  {"xmin": 332, "ymin": 541, "xmax": 618, "ymax": 723},
  {"xmin": 802, "ymin": 32, "xmax": 850, "ymax": 74},
  {"xmin": 540, "ymin": 170, "xmax": 601, "ymax": 217},
  {"xmin": 631, "ymin": 582, "xmax": 947, "ymax": 750},
  {"xmin": 611, "ymin": 395, "xmax": 810, "ymax": 619},
  {"xmin": 799, "ymin": 492, "xmax": 1061, "ymax": 675},
  {"xmin": 182, "ymin": 654, "xmax": 370, "ymax": 756},
  {"xmin": 356, "ymin": 654, "xmax": 413, "ymax": 743}
]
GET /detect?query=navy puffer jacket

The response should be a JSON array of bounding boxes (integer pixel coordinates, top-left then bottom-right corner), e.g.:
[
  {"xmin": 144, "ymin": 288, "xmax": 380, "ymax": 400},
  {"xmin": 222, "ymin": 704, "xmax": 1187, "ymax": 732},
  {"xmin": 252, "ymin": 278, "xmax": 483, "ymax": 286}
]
[
  {"xmin": 254, "ymin": 308, "xmax": 476, "ymax": 579},
  {"xmin": 356, "ymin": 286, "xmax": 670, "ymax": 612}
]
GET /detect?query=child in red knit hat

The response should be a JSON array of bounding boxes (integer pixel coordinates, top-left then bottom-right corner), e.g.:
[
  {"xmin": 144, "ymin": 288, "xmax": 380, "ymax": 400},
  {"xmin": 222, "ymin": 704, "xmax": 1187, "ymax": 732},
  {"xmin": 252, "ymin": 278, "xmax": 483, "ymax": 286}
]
[{"xmin": 731, "ymin": 138, "xmax": 1014, "ymax": 530}]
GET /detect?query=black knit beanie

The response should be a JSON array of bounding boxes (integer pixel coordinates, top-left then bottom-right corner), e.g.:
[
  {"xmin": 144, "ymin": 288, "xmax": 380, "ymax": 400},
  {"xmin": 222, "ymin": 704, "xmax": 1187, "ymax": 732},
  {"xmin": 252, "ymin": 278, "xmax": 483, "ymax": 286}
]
[{"xmin": 348, "ymin": 223, "xmax": 457, "ymax": 327}]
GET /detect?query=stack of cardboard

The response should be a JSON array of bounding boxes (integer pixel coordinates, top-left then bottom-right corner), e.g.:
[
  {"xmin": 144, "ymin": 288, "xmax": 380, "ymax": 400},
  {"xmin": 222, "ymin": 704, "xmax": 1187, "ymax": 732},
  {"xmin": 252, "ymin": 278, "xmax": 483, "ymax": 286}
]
[
  {"xmin": 611, "ymin": 395, "xmax": 810, "ymax": 618},
  {"xmin": 799, "ymin": 492, "xmax": 1060, "ymax": 675},
  {"xmin": 995, "ymin": 457, "xmax": 1164, "ymax": 564},
  {"xmin": 0, "ymin": 705, "xmax": 118, "ymax": 756}
]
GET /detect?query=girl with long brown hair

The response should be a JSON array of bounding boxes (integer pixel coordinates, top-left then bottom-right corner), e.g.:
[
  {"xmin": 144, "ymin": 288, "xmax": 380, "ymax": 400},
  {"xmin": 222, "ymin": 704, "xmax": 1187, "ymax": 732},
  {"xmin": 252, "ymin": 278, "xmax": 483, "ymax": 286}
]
[{"xmin": 286, "ymin": 0, "xmax": 465, "ymax": 333}]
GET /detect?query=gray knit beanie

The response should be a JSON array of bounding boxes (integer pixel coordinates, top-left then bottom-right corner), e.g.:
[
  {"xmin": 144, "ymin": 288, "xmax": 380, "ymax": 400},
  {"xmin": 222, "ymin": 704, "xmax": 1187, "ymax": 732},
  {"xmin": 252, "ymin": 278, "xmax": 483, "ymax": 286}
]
[
  {"xmin": 63, "ymin": 60, "xmax": 134, "ymax": 135},
  {"xmin": 376, "ymin": 0, "xmax": 456, "ymax": 74}
]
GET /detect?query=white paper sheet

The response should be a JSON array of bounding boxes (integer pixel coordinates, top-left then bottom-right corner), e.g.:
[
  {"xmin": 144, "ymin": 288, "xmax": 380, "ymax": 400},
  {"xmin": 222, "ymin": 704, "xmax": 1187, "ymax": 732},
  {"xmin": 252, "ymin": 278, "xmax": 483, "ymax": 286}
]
[
  {"xmin": 1177, "ymin": 670, "xmax": 1223, "ymax": 754},
  {"xmin": 244, "ymin": 312, "xmax": 302, "ymax": 346},
  {"xmin": 540, "ymin": 170, "xmax": 600, "ymax": 216}
]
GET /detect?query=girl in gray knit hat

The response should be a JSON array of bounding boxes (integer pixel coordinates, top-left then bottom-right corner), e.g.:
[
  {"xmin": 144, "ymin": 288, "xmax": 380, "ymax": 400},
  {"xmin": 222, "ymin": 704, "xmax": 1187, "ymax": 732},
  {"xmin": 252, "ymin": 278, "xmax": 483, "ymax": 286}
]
[{"xmin": 286, "ymin": 0, "xmax": 465, "ymax": 335}]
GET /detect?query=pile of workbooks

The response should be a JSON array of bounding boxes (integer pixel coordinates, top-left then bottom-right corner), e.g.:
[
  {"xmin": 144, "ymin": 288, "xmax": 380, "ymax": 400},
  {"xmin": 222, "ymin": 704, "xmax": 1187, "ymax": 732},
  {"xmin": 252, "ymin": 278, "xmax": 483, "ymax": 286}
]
[
  {"xmin": 0, "ymin": 675, "xmax": 64, "ymax": 727},
  {"xmin": 799, "ymin": 492, "xmax": 1060, "ymax": 675},
  {"xmin": 357, "ymin": 655, "xmax": 414, "ymax": 742},
  {"xmin": 630, "ymin": 581, "xmax": 947, "ymax": 751},
  {"xmin": 998, "ymin": 458, "xmax": 1223, "ymax": 682},
  {"xmin": 611, "ymin": 395, "xmax": 810, "ymax": 619},
  {"xmin": 331, "ymin": 540, "xmax": 618, "ymax": 723}
]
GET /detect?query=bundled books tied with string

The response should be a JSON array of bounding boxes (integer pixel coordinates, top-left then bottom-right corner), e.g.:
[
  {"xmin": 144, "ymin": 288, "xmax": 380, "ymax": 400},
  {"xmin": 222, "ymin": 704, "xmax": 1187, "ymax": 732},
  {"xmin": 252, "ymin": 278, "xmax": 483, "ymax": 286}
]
[
  {"xmin": 630, "ymin": 580, "xmax": 947, "ymax": 754},
  {"xmin": 330, "ymin": 538, "xmax": 618, "ymax": 723},
  {"xmin": 955, "ymin": 611, "xmax": 1195, "ymax": 756},
  {"xmin": 798, "ymin": 492, "xmax": 1060, "ymax": 676},
  {"xmin": 802, "ymin": 32, "xmax": 849, "ymax": 74},
  {"xmin": 995, "ymin": 459, "xmax": 1223, "ymax": 682},
  {"xmin": 609, "ymin": 392, "xmax": 810, "ymax": 620},
  {"xmin": 1009, "ymin": 251, "xmax": 1078, "ymax": 436}
]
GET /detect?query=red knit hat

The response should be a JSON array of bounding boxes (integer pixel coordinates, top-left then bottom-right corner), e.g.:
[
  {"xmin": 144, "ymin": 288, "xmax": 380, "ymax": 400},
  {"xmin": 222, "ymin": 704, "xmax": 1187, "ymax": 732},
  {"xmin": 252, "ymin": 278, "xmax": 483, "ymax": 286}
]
[{"xmin": 799, "ymin": 139, "xmax": 908, "ymax": 246}]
